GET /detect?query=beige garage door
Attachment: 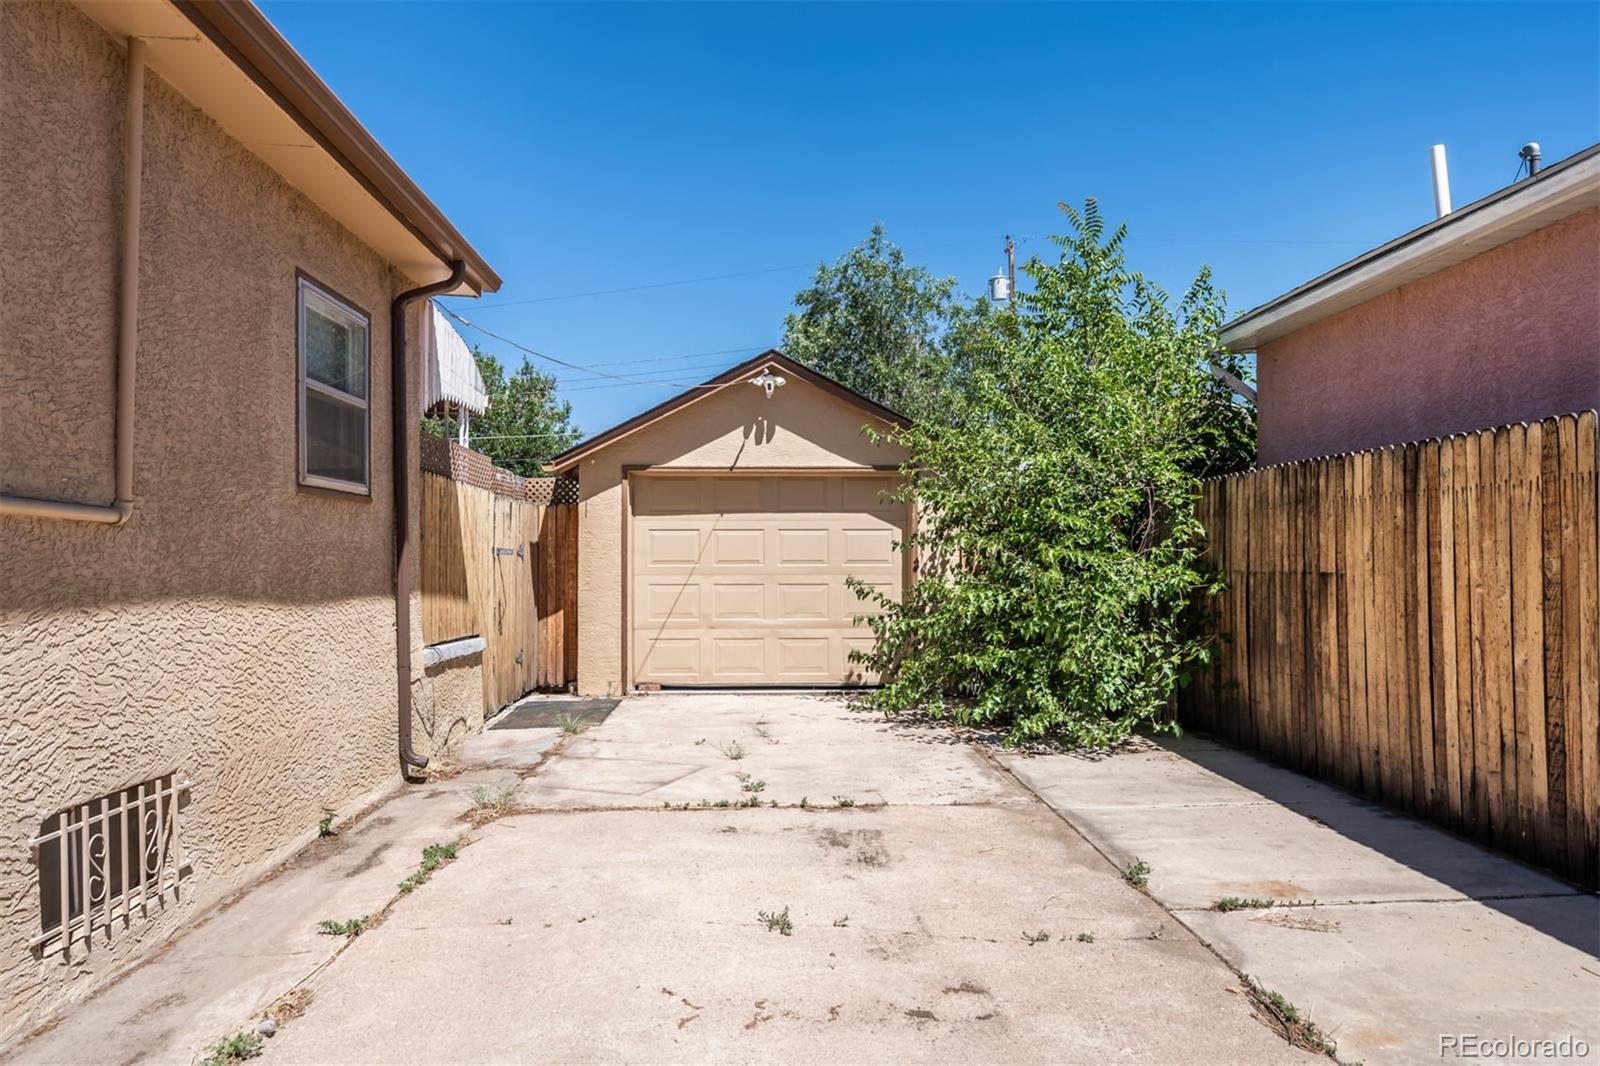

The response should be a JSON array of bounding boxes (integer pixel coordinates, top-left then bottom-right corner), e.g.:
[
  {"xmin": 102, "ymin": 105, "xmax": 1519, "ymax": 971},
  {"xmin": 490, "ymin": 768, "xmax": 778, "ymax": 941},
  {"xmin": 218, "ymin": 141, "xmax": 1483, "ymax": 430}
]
[{"xmin": 630, "ymin": 473, "xmax": 906, "ymax": 685}]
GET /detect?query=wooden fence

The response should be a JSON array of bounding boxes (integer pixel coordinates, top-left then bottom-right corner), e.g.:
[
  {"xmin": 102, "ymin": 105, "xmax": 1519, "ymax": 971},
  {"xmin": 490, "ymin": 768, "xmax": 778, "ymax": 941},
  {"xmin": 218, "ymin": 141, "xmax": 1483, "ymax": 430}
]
[
  {"xmin": 421, "ymin": 472, "xmax": 579, "ymax": 714},
  {"xmin": 1182, "ymin": 411, "xmax": 1598, "ymax": 888}
]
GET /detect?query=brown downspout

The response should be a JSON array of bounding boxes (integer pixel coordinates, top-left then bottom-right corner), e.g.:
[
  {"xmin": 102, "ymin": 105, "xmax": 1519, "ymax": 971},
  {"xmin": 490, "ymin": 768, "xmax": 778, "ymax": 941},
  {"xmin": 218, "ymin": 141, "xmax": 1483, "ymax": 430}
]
[
  {"xmin": 392, "ymin": 260, "xmax": 466, "ymax": 776},
  {"xmin": 0, "ymin": 37, "xmax": 144, "ymax": 526}
]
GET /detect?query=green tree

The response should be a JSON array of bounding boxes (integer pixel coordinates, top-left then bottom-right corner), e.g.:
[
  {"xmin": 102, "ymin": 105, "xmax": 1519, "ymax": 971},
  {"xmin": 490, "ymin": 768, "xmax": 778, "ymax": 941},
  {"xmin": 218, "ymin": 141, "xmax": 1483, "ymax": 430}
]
[
  {"xmin": 423, "ymin": 347, "xmax": 581, "ymax": 477},
  {"xmin": 782, "ymin": 225, "xmax": 987, "ymax": 423},
  {"xmin": 848, "ymin": 200, "xmax": 1234, "ymax": 746}
]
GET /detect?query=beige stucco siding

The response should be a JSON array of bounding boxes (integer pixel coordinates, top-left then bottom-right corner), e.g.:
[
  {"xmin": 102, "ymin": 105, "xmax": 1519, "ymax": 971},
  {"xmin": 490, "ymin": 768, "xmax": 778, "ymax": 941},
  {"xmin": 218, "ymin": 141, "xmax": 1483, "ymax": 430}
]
[
  {"xmin": 0, "ymin": 3, "xmax": 440, "ymax": 1039},
  {"xmin": 572, "ymin": 373, "xmax": 909, "ymax": 695}
]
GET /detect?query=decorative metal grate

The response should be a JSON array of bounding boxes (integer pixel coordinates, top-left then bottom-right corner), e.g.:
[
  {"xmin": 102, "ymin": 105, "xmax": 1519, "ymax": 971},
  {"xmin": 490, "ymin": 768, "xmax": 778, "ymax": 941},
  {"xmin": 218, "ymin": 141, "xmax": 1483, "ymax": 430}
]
[{"xmin": 30, "ymin": 774, "xmax": 192, "ymax": 959}]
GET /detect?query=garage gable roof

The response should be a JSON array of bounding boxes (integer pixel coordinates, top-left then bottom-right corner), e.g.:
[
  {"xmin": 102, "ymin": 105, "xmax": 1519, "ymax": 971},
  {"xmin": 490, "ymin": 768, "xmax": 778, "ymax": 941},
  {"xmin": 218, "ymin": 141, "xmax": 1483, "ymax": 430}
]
[{"xmin": 545, "ymin": 351, "xmax": 911, "ymax": 472}]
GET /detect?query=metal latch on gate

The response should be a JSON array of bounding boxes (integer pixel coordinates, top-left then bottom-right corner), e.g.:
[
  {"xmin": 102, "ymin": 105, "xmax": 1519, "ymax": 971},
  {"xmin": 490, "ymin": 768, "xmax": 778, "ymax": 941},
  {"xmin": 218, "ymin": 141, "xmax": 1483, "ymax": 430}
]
[{"xmin": 492, "ymin": 544, "xmax": 525, "ymax": 558}]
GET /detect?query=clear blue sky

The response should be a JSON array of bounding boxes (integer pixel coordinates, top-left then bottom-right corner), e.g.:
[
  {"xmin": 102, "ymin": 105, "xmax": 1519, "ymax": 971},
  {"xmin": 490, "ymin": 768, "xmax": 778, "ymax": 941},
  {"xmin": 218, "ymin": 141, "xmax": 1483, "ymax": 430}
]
[{"xmin": 261, "ymin": 1, "xmax": 1599, "ymax": 436}]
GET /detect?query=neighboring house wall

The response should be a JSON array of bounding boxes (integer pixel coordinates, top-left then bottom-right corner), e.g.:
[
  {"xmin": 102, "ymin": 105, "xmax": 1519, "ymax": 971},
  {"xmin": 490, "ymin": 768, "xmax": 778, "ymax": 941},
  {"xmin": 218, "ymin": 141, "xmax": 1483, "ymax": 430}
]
[
  {"xmin": 0, "ymin": 3, "xmax": 438, "ymax": 1039},
  {"xmin": 571, "ymin": 379, "xmax": 908, "ymax": 696},
  {"xmin": 1257, "ymin": 207, "xmax": 1600, "ymax": 465}
]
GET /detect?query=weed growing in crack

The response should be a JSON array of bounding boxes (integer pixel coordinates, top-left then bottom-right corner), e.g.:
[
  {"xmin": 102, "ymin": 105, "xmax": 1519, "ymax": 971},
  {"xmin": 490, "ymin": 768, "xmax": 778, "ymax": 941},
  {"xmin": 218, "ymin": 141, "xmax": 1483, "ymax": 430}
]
[
  {"xmin": 1214, "ymin": 896, "xmax": 1274, "ymax": 912},
  {"xmin": 316, "ymin": 916, "xmax": 368, "ymax": 938},
  {"xmin": 735, "ymin": 772, "xmax": 766, "ymax": 794},
  {"xmin": 1075, "ymin": 931, "xmax": 1095, "ymax": 943},
  {"xmin": 1122, "ymin": 859, "xmax": 1151, "ymax": 888},
  {"xmin": 556, "ymin": 712, "xmax": 587, "ymax": 736},
  {"xmin": 469, "ymin": 783, "xmax": 516, "ymax": 817},
  {"xmin": 832, "ymin": 915, "xmax": 849, "ymax": 927},
  {"xmin": 833, "ymin": 796, "xmax": 855, "ymax": 808},
  {"xmin": 1021, "ymin": 930, "xmax": 1051, "ymax": 945},
  {"xmin": 799, "ymin": 796, "xmax": 809, "ymax": 809},
  {"xmin": 317, "ymin": 809, "xmax": 336, "ymax": 838},
  {"xmin": 1243, "ymin": 977, "xmax": 1340, "ymax": 1057},
  {"xmin": 719, "ymin": 740, "xmax": 746, "ymax": 760},
  {"xmin": 199, "ymin": 1031, "xmax": 263, "ymax": 1066},
  {"xmin": 398, "ymin": 841, "xmax": 459, "ymax": 894},
  {"xmin": 758, "ymin": 906, "xmax": 794, "ymax": 936}
]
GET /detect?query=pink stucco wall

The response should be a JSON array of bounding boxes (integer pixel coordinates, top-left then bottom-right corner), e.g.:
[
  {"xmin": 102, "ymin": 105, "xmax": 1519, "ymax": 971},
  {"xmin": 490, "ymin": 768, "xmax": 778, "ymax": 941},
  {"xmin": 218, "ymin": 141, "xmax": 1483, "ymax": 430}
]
[{"xmin": 1257, "ymin": 207, "xmax": 1600, "ymax": 465}]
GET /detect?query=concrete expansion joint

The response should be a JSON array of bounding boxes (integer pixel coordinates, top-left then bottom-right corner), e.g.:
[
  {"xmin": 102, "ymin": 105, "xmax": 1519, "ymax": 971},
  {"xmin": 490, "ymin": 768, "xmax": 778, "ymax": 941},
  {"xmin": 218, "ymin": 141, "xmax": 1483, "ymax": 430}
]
[{"xmin": 1168, "ymin": 890, "xmax": 1588, "ymax": 912}]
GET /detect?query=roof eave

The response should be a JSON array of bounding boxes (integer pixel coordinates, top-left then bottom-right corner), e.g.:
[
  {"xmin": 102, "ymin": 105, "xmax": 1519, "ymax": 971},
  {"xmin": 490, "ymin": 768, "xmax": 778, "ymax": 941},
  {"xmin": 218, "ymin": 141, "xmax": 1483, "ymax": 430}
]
[
  {"xmin": 172, "ymin": 0, "xmax": 501, "ymax": 294},
  {"xmin": 544, "ymin": 351, "xmax": 911, "ymax": 473},
  {"xmin": 1221, "ymin": 145, "xmax": 1600, "ymax": 352}
]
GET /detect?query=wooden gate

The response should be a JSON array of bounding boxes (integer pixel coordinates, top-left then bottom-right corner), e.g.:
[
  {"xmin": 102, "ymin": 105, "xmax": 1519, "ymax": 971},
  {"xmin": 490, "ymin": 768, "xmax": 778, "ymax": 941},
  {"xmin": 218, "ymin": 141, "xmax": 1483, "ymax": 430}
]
[{"xmin": 421, "ymin": 469, "xmax": 578, "ymax": 713}]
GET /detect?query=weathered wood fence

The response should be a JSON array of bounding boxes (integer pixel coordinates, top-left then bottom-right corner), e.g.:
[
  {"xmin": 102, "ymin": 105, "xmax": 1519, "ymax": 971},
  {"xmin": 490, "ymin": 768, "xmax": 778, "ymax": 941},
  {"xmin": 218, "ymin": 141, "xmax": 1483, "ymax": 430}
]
[
  {"xmin": 420, "ymin": 454, "xmax": 579, "ymax": 714},
  {"xmin": 1182, "ymin": 412, "xmax": 1598, "ymax": 888}
]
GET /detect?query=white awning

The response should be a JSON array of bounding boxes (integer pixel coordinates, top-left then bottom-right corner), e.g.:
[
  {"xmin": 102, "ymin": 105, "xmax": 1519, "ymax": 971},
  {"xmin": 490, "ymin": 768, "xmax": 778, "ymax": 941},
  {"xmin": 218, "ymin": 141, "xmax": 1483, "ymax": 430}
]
[{"xmin": 421, "ymin": 302, "xmax": 489, "ymax": 414}]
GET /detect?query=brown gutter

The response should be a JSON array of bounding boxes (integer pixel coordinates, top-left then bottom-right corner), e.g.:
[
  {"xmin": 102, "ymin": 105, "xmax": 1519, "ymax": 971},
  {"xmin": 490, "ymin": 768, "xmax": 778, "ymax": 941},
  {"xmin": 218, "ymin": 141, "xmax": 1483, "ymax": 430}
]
[
  {"xmin": 172, "ymin": 0, "xmax": 501, "ymax": 296},
  {"xmin": 0, "ymin": 37, "xmax": 145, "ymax": 526},
  {"xmin": 392, "ymin": 261, "xmax": 466, "ymax": 776}
]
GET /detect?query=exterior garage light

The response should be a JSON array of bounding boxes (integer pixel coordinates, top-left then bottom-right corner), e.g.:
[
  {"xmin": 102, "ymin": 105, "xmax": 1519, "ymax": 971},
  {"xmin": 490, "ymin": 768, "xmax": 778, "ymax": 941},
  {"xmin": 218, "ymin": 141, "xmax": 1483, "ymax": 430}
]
[{"xmin": 749, "ymin": 371, "xmax": 786, "ymax": 399}]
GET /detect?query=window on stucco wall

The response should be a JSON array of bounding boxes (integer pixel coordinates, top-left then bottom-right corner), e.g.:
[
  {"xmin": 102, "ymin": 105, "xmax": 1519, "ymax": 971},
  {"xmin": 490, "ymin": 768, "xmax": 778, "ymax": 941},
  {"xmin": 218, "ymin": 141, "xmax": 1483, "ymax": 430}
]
[{"xmin": 297, "ymin": 274, "xmax": 370, "ymax": 494}]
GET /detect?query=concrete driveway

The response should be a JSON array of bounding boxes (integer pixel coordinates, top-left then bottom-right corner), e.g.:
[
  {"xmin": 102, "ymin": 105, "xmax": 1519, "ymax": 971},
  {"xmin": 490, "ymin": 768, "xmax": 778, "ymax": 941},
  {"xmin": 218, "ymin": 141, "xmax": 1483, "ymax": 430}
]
[{"xmin": 259, "ymin": 693, "xmax": 1314, "ymax": 1064}]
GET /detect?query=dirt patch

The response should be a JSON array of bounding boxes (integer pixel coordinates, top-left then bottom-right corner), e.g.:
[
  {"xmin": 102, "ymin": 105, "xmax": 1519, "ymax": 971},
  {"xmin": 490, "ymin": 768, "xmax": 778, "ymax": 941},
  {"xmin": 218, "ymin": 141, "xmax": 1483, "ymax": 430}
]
[
  {"xmin": 815, "ymin": 827, "xmax": 890, "ymax": 867},
  {"xmin": 941, "ymin": 980, "xmax": 989, "ymax": 996}
]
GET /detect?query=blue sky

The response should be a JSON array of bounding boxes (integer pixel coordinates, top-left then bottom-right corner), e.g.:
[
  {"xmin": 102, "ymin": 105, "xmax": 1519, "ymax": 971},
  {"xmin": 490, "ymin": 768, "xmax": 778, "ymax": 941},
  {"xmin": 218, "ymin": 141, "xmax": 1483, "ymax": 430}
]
[{"xmin": 262, "ymin": 1, "xmax": 1599, "ymax": 436}]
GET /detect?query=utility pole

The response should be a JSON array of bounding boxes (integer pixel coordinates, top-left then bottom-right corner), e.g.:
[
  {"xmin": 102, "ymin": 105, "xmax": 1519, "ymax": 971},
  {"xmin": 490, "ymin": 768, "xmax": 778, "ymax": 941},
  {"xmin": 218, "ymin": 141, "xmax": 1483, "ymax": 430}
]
[{"xmin": 1005, "ymin": 234, "xmax": 1016, "ymax": 306}]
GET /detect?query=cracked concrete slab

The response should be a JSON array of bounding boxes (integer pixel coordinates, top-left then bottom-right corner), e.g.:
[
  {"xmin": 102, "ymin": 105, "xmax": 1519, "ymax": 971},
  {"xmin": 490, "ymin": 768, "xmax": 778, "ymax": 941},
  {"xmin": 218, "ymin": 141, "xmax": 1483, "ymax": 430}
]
[
  {"xmin": 519, "ymin": 693, "xmax": 1022, "ymax": 809},
  {"xmin": 996, "ymin": 732, "xmax": 1598, "ymax": 1066},
  {"xmin": 1186, "ymin": 895, "xmax": 1600, "ymax": 1063},
  {"xmin": 262, "ymin": 805, "xmax": 1317, "ymax": 1065}
]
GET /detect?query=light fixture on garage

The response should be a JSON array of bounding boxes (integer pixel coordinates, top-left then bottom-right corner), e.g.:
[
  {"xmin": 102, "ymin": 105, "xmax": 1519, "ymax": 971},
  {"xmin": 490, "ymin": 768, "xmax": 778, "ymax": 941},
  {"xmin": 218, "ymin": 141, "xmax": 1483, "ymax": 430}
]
[{"xmin": 749, "ymin": 370, "xmax": 786, "ymax": 399}]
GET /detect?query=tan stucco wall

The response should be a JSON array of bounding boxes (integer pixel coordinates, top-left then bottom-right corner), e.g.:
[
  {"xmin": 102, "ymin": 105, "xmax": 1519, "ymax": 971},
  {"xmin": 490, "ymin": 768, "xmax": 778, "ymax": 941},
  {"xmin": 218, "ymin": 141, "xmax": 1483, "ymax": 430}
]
[
  {"xmin": 0, "ymin": 3, "xmax": 447, "ymax": 1039},
  {"xmin": 571, "ymin": 373, "xmax": 910, "ymax": 695},
  {"xmin": 1257, "ymin": 207, "xmax": 1600, "ymax": 464}
]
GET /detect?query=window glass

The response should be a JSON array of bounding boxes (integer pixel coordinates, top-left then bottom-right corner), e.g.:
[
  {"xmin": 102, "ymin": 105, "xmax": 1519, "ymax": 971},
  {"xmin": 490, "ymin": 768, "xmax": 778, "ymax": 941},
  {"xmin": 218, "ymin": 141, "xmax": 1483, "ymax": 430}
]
[
  {"xmin": 298, "ymin": 276, "xmax": 369, "ymax": 492},
  {"xmin": 305, "ymin": 390, "xmax": 366, "ymax": 486},
  {"xmin": 303, "ymin": 289, "xmax": 367, "ymax": 399}
]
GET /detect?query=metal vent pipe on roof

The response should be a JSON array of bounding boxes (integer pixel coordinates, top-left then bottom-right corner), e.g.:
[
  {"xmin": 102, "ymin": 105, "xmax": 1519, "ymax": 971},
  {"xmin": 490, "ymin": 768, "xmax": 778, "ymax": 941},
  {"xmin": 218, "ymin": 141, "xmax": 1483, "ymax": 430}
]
[
  {"xmin": 1520, "ymin": 142, "xmax": 1542, "ymax": 176},
  {"xmin": 1430, "ymin": 144, "xmax": 1452, "ymax": 218}
]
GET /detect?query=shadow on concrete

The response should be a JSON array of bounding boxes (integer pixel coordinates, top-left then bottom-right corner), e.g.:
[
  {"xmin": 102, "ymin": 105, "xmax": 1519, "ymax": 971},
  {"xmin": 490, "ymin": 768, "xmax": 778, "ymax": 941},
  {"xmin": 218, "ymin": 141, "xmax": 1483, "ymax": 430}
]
[{"xmin": 1164, "ymin": 733, "xmax": 1599, "ymax": 957}]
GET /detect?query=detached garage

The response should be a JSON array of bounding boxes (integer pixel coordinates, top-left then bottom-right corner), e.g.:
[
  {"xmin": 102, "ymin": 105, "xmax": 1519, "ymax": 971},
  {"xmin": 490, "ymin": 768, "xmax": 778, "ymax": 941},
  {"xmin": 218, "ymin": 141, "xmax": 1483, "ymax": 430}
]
[{"xmin": 546, "ymin": 351, "xmax": 911, "ymax": 696}]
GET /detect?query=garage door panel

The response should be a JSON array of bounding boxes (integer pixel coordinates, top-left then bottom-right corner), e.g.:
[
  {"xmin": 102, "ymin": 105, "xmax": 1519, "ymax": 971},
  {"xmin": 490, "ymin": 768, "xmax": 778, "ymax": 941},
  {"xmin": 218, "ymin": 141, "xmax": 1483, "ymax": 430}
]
[
  {"xmin": 632, "ymin": 474, "xmax": 905, "ymax": 685},
  {"xmin": 841, "ymin": 527, "xmax": 896, "ymax": 566},
  {"xmin": 712, "ymin": 638, "xmax": 766, "ymax": 678},
  {"xmin": 711, "ymin": 582, "xmax": 765, "ymax": 621},
  {"xmin": 633, "ymin": 477, "xmax": 702, "ymax": 515},
  {"xmin": 842, "ymin": 477, "xmax": 899, "ymax": 512},
  {"xmin": 711, "ymin": 528, "xmax": 764, "ymax": 565},
  {"xmin": 776, "ymin": 582, "xmax": 830, "ymax": 621},
  {"xmin": 643, "ymin": 582, "xmax": 700, "ymax": 623},
  {"xmin": 775, "ymin": 636, "xmax": 831, "ymax": 678},
  {"xmin": 776, "ymin": 477, "xmax": 829, "ymax": 512},
  {"xmin": 639, "ymin": 637, "xmax": 700, "ymax": 679},
  {"xmin": 712, "ymin": 477, "xmax": 764, "ymax": 513},
  {"xmin": 776, "ymin": 528, "xmax": 829, "ymax": 565},
  {"xmin": 645, "ymin": 527, "xmax": 700, "ymax": 565}
]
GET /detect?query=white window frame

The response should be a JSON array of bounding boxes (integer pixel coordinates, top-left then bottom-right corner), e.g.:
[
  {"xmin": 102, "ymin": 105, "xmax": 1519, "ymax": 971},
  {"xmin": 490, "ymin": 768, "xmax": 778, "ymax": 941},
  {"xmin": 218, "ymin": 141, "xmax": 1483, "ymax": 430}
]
[{"xmin": 296, "ymin": 275, "xmax": 371, "ymax": 495}]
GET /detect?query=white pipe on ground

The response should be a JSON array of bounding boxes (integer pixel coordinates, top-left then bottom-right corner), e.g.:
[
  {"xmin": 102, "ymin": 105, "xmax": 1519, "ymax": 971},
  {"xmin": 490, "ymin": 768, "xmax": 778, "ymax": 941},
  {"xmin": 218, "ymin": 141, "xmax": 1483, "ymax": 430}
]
[
  {"xmin": 0, "ymin": 37, "xmax": 143, "ymax": 525},
  {"xmin": 1431, "ymin": 144, "xmax": 1452, "ymax": 218}
]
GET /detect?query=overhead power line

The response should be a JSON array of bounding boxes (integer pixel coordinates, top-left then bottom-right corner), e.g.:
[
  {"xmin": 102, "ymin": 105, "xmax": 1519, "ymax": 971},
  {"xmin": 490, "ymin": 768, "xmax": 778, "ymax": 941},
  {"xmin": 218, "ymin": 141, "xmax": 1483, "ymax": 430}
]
[{"xmin": 438, "ymin": 304, "xmax": 754, "ymax": 392}]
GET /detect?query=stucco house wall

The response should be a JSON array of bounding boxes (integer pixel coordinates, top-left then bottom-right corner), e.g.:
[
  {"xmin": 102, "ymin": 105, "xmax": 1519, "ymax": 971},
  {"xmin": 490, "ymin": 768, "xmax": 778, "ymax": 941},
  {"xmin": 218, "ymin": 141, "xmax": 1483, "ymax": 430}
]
[
  {"xmin": 0, "ymin": 3, "xmax": 445, "ymax": 1039},
  {"xmin": 570, "ymin": 375, "xmax": 909, "ymax": 696},
  {"xmin": 1257, "ymin": 207, "xmax": 1600, "ymax": 465}
]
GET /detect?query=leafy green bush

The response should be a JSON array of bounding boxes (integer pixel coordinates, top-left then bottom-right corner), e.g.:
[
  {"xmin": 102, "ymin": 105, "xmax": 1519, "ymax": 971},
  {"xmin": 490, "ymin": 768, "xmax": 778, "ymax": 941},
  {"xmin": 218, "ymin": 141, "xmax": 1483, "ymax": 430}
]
[{"xmin": 849, "ymin": 200, "xmax": 1244, "ymax": 746}]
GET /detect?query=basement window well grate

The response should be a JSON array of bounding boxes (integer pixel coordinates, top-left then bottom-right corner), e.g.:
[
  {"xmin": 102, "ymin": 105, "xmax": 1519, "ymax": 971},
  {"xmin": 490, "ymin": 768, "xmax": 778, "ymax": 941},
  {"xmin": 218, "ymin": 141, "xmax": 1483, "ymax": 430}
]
[{"xmin": 30, "ymin": 773, "xmax": 192, "ymax": 959}]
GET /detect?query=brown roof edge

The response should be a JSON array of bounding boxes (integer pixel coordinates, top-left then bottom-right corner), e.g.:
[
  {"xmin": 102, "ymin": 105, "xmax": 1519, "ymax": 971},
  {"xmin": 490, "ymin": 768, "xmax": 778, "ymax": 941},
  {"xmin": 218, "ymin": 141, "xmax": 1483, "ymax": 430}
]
[
  {"xmin": 174, "ymin": 0, "xmax": 501, "ymax": 295},
  {"xmin": 544, "ymin": 350, "xmax": 912, "ymax": 472}
]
